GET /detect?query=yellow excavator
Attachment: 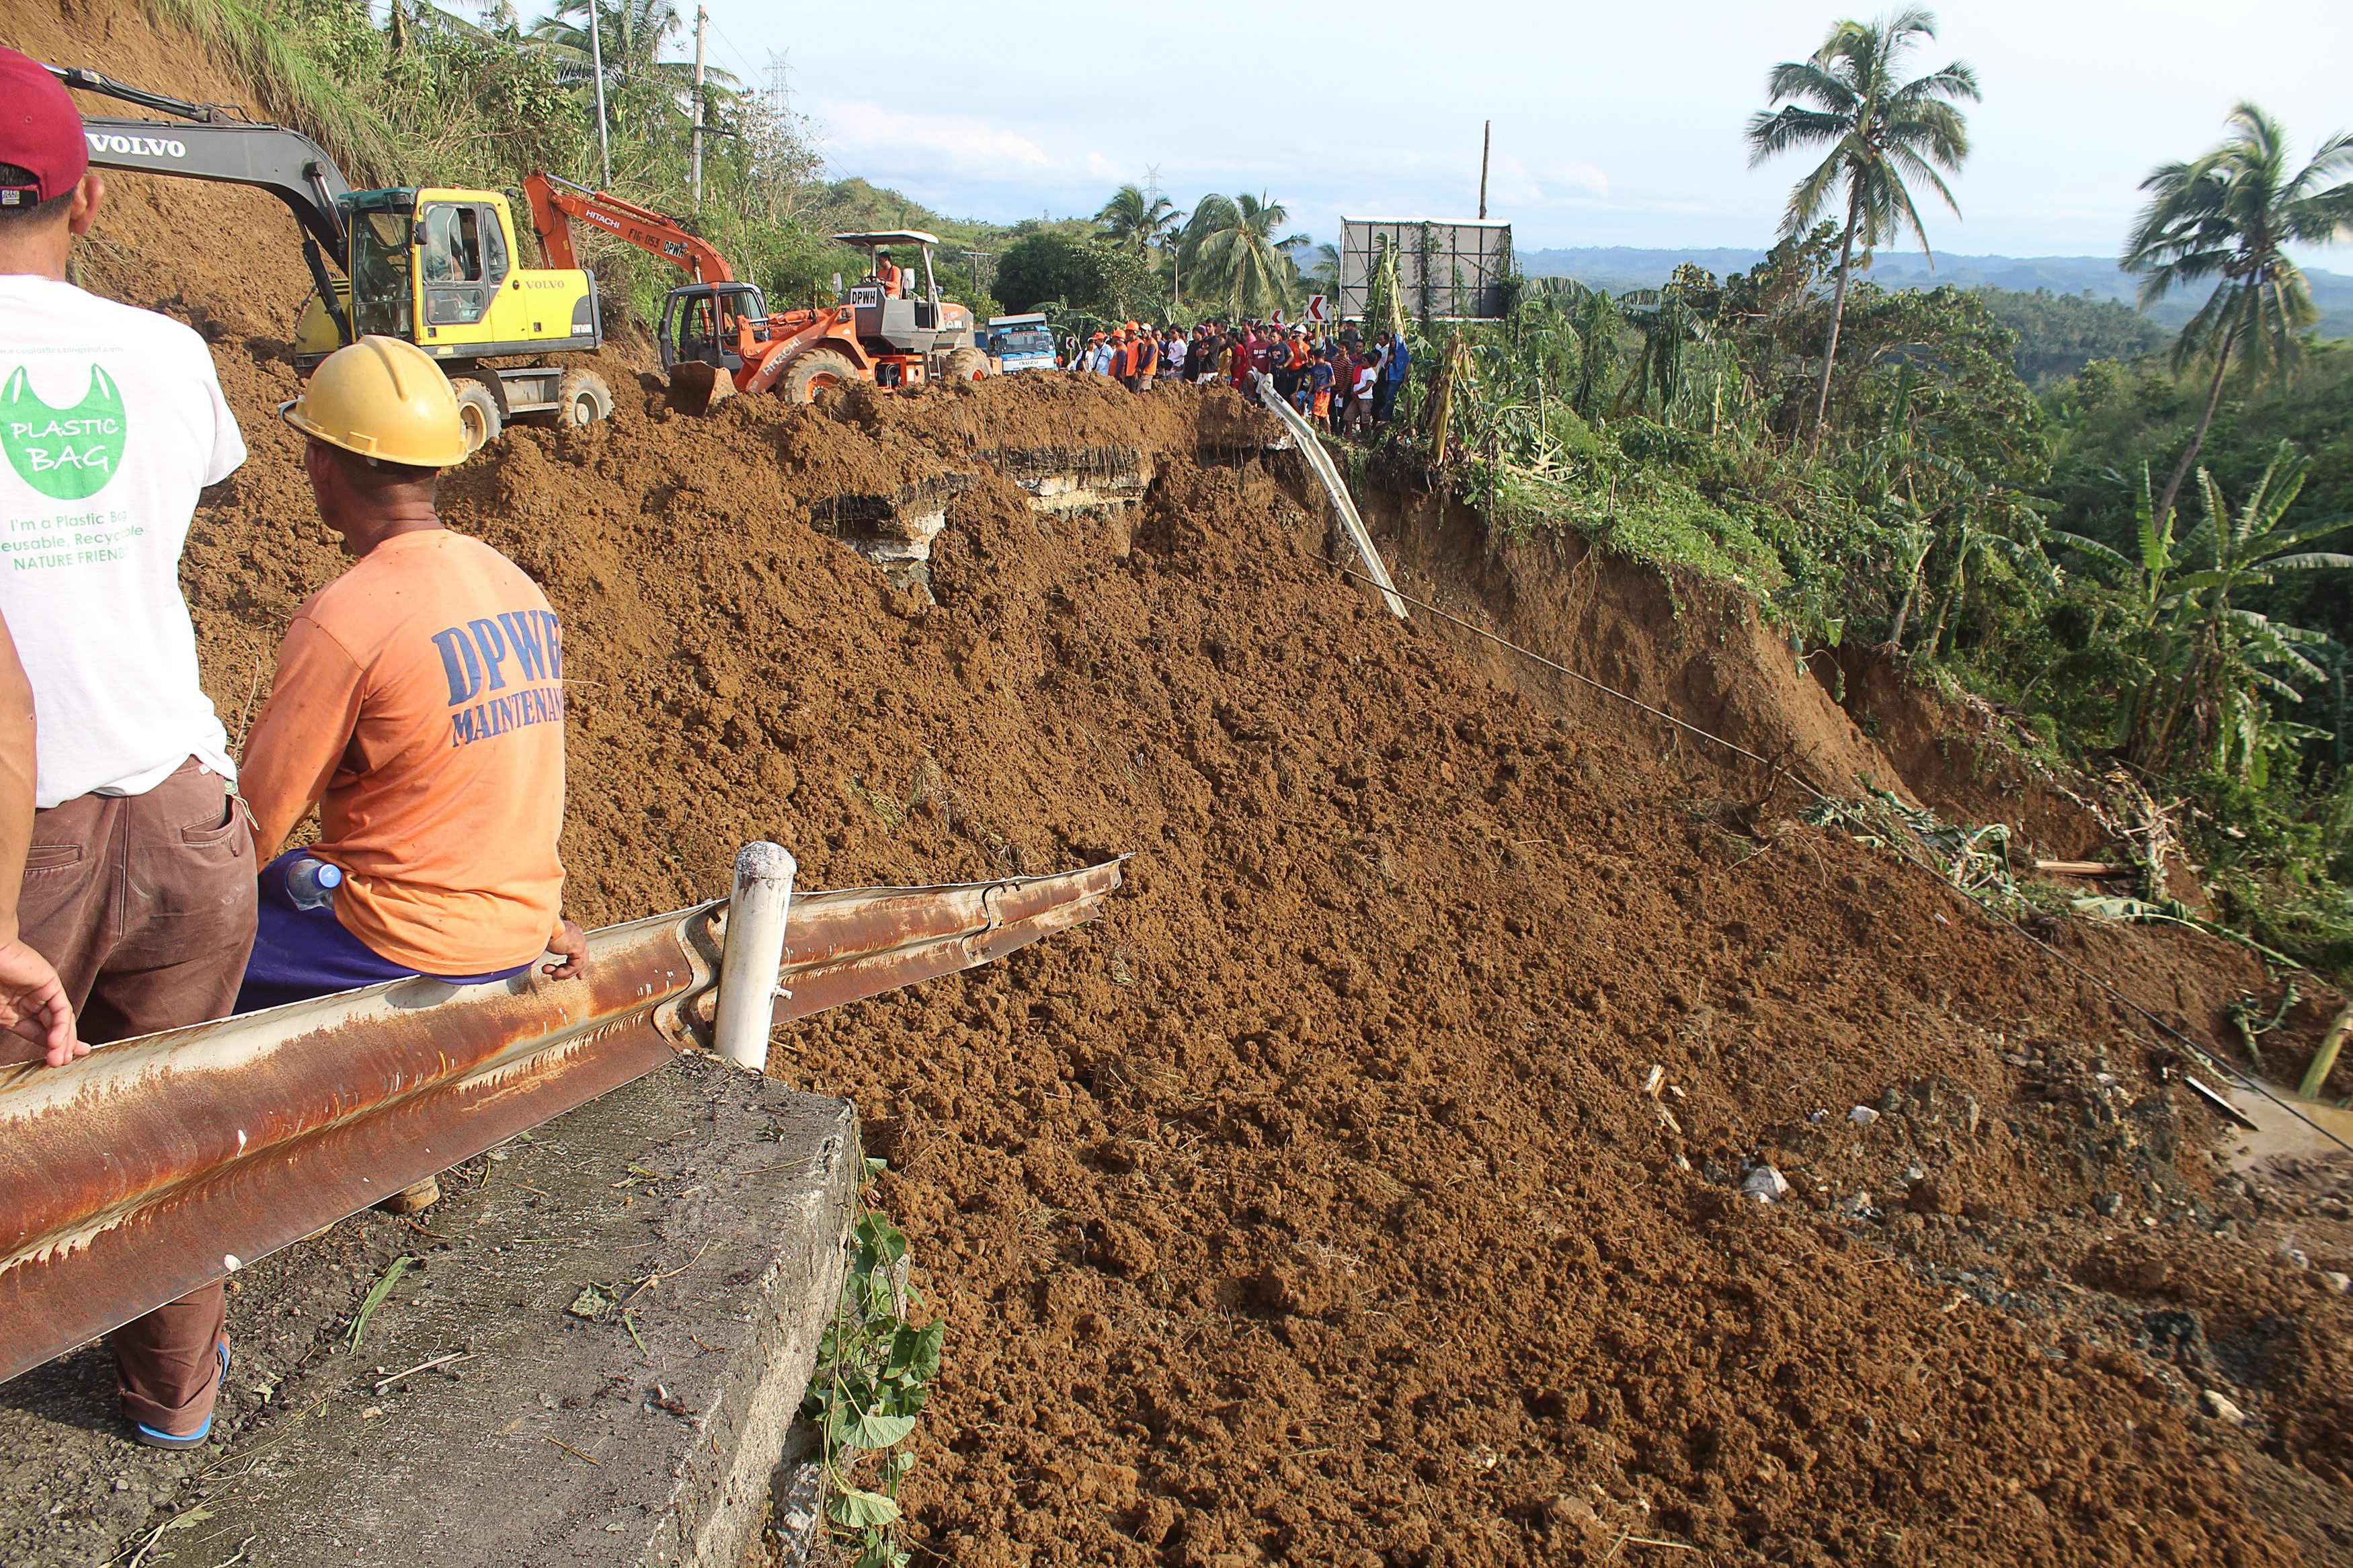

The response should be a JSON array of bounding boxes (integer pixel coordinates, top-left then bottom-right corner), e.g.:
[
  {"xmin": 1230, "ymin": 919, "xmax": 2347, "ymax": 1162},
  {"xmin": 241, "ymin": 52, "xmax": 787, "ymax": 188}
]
[{"xmin": 53, "ymin": 63, "xmax": 613, "ymax": 454}]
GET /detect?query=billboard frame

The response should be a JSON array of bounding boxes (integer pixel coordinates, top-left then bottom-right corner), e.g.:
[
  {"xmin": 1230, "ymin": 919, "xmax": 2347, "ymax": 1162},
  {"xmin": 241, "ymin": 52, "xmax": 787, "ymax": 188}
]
[{"xmin": 1338, "ymin": 216, "xmax": 1513, "ymax": 323}]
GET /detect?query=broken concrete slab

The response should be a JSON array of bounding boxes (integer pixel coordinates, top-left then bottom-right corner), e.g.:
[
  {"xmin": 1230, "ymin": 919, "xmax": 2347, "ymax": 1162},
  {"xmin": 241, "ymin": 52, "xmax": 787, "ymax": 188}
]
[{"xmin": 0, "ymin": 1056, "xmax": 857, "ymax": 1568}]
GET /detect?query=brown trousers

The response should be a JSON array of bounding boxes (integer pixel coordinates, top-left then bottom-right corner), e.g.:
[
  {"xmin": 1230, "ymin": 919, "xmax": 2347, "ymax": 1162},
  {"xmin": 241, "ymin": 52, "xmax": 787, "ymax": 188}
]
[{"xmin": 19, "ymin": 757, "xmax": 257, "ymax": 1434}]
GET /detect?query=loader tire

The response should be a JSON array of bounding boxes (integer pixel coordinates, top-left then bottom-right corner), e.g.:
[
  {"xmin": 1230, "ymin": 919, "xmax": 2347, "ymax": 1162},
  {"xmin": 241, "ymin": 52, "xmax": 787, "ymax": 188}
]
[
  {"xmin": 555, "ymin": 368, "xmax": 613, "ymax": 430},
  {"xmin": 449, "ymin": 376, "xmax": 503, "ymax": 455},
  {"xmin": 781, "ymin": 347, "xmax": 859, "ymax": 405},
  {"xmin": 943, "ymin": 346, "xmax": 988, "ymax": 385}
]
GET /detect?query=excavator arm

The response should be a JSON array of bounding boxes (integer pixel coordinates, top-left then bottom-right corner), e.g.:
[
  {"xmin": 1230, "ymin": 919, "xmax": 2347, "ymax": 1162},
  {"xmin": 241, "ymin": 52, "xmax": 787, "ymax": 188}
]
[
  {"xmin": 524, "ymin": 171, "xmax": 733, "ymax": 286},
  {"xmin": 48, "ymin": 65, "xmax": 352, "ymax": 343}
]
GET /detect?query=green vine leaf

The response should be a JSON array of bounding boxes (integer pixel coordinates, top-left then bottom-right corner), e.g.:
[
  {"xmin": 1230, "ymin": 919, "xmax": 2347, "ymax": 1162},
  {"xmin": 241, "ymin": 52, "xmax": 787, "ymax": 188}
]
[
  {"xmin": 826, "ymin": 1487, "xmax": 901, "ymax": 1530},
  {"xmin": 831, "ymin": 1405, "xmax": 920, "ymax": 1451}
]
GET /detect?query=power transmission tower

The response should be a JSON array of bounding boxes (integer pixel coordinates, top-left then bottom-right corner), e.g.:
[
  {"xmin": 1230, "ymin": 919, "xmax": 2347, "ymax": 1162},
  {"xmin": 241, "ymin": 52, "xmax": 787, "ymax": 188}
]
[{"xmin": 763, "ymin": 51, "xmax": 795, "ymax": 121}]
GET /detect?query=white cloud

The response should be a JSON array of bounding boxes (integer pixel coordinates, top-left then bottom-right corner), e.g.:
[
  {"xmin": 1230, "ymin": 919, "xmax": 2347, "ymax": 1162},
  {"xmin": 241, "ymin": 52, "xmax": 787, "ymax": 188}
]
[{"xmin": 814, "ymin": 99, "xmax": 1060, "ymax": 176}]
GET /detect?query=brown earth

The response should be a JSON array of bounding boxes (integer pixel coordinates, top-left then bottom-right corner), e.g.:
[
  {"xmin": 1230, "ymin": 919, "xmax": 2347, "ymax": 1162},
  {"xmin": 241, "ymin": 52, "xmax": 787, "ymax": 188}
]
[
  {"xmin": 180, "ymin": 366, "xmax": 2353, "ymax": 1565},
  {"xmin": 12, "ymin": 2, "xmax": 2353, "ymax": 1561}
]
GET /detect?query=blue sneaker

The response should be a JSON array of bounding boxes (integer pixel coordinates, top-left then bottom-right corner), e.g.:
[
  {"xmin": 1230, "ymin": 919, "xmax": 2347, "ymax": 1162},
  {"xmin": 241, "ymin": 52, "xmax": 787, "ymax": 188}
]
[{"xmin": 128, "ymin": 1339, "xmax": 229, "ymax": 1450}]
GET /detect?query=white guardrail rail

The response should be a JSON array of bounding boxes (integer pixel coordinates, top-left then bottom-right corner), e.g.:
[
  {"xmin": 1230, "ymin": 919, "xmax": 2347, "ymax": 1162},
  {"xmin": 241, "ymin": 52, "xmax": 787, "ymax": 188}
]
[{"xmin": 1254, "ymin": 374, "xmax": 1408, "ymax": 619}]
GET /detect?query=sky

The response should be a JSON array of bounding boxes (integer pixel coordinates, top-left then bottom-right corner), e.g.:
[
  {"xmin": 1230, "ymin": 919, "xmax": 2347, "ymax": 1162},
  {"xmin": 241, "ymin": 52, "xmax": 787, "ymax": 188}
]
[{"xmin": 676, "ymin": 0, "xmax": 2353, "ymax": 264}]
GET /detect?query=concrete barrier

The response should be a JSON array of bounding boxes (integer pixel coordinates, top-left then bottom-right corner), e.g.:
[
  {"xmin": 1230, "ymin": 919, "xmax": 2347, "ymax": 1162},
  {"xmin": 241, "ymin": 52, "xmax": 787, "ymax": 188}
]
[{"xmin": 0, "ymin": 1057, "xmax": 858, "ymax": 1568}]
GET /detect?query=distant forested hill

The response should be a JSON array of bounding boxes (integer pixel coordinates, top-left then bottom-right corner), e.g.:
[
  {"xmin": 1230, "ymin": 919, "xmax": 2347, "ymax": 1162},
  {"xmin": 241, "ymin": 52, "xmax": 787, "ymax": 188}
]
[
  {"xmin": 1973, "ymin": 288, "xmax": 2167, "ymax": 384},
  {"xmin": 1517, "ymin": 247, "xmax": 2353, "ymax": 342}
]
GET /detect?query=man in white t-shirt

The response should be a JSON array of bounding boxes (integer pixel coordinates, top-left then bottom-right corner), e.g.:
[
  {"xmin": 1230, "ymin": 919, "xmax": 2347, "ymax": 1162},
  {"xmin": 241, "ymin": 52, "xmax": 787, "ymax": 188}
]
[{"xmin": 0, "ymin": 46, "xmax": 259, "ymax": 1450}]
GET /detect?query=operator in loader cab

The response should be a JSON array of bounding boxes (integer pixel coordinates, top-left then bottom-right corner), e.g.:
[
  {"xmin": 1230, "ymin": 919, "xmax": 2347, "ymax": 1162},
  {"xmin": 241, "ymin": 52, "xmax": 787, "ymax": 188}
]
[{"xmin": 235, "ymin": 336, "xmax": 587, "ymax": 1021}]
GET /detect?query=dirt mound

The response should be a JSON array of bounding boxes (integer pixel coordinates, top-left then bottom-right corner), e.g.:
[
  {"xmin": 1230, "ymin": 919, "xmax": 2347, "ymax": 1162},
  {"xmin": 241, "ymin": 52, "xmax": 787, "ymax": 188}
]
[
  {"xmin": 167, "ymin": 367, "xmax": 2349, "ymax": 1563},
  {"xmin": 0, "ymin": 4, "xmax": 320, "ymax": 345},
  {"xmin": 1830, "ymin": 648, "xmax": 2119, "ymax": 863},
  {"xmin": 25, "ymin": 0, "xmax": 2353, "ymax": 1557},
  {"xmin": 1361, "ymin": 485, "xmax": 1907, "ymax": 807}
]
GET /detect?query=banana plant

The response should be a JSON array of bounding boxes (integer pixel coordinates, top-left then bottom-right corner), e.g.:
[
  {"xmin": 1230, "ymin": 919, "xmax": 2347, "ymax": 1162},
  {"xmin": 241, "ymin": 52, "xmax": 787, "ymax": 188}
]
[{"xmin": 2057, "ymin": 442, "xmax": 2353, "ymax": 778}]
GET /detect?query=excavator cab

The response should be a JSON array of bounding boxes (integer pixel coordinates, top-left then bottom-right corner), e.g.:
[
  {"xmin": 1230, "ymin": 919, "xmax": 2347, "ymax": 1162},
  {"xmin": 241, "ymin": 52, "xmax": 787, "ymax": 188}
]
[
  {"xmin": 296, "ymin": 188, "xmax": 599, "ymax": 368},
  {"xmin": 658, "ymin": 282, "xmax": 769, "ymax": 375},
  {"xmin": 657, "ymin": 281, "xmax": 772, "ymax": 411}
]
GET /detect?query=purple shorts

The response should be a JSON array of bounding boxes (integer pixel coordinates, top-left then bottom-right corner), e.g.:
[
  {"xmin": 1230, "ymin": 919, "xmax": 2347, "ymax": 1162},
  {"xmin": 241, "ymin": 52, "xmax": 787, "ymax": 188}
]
[{"xmin": 235, "ymin": 850, "xmax": 528, "ymax": 1014}]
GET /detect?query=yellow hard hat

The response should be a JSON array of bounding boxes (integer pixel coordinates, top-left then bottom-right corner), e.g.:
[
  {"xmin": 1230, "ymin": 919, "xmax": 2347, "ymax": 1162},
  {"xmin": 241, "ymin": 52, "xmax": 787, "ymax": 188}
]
[{"xmin": 279, "ymin": 335, "xmax": 469, "ymax": 468}]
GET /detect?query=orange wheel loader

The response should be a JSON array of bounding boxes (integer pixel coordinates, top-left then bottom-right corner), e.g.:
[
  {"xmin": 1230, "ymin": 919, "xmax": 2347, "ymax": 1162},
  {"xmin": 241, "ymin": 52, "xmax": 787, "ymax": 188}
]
[{"xmin": 525, "ymin": 173, "xmax": 988, "ymax": 412}]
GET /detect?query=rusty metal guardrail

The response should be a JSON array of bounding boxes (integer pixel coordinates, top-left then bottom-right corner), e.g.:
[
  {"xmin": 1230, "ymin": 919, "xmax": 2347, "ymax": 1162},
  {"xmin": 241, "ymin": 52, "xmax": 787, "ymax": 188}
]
[{"xmin": 0, "ymin": 856, "xmax": 1123, "ymax": 1387}]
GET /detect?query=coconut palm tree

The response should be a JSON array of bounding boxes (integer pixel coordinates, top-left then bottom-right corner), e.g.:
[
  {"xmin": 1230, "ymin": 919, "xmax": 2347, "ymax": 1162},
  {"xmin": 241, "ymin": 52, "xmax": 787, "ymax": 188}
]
[
  {"xmin": 1095, "ymin": 184, "xmax": 1180, "ymax": 256},
  {"xmin": 1307, "ymin": 242, "xmax": 1341, "ymax": 290},
  {"xmin": 1187, "ymin": 193, "xmax": 1308, "ymax": 319},
  {"xmin": 2124, "ymin": 106, "xmax": 2353, "ymax": 536},
  {"xmin": 1745, "ymin": 7, "xmax": 1978, "ymax": 456},
  {"xmin": 530, "ymin": 0, "xmax": 685, "ymax": 81}
]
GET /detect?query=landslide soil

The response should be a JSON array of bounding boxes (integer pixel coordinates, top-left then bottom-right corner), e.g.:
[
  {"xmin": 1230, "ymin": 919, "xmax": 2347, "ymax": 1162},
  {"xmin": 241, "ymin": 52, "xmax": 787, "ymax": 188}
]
[
  {"xmin": 167, "ymin": 354, "xmax": 2353, "ymax": 1565},
  {"xmin": 15, "ymin": 0, "xmax": 2351, "ymax": 1550}
]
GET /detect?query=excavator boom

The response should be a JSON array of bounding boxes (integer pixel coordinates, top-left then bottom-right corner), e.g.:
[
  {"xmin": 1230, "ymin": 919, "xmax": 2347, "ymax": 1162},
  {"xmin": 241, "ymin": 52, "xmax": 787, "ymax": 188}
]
[
  {"xmin": 50, "ymin": 65, "xmax": 348, "ymax": 255},
  {"xmin": 524, "ymin": 170, "xmax": 733, "ymax": 286}
]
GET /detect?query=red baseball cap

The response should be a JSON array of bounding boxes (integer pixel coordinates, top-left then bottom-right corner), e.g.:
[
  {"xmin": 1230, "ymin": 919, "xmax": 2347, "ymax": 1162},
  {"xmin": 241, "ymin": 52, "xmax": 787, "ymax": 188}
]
[{"xmin": 0, "ymin": 48, "xmax": 87, "ymax": 211}]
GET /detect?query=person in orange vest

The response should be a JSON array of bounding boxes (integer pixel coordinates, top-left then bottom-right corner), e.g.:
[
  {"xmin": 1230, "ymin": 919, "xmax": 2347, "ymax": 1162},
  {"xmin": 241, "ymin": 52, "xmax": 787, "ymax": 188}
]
[
  {"xmin": 873, "ymin": 250, "xmax": 904, "ymax": 298},
  {"xmin": 1133, "ymin": 324, "xmax": 1159, "ymax": 388}
]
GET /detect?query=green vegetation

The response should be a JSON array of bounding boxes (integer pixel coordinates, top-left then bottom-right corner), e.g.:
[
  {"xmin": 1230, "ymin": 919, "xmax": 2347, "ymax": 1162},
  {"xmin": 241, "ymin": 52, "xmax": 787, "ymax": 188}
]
[
  {"xmin": 802, "ymin": 1179, "xmax": 940, "ymax": 1568},
  {"xmin": 994, "ymin": 229, "xmax": 1156, "ymax": 323},
  {"xmin": 147, "ymin": 0, "xmax": 1024, "ymax": 324},
  {"xmin": 120, "ymin": 0, "xmax": 2353, "ymax": 979},
  {"xmin": 1975, "ymin": 288, "xmax": 2167, "ymax": 385},
  {"xmin": 1366, "ymin": 24, "xmax": 2353, "ymax": 980},
  {"xmin": 1746, "ymin": 7, "xmax": 1979, "ymax": 454},
  {"xmin": 2123, "ymin": 104, "xmax": 2353, "ymax": 536}
]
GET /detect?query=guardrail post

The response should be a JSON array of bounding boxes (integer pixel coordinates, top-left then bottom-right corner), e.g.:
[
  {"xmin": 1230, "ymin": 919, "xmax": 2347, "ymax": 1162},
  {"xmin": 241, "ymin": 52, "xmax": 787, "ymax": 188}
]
[{"xmin": 714, "ymin": 841, "xmax": 797, "ymax": 1071}]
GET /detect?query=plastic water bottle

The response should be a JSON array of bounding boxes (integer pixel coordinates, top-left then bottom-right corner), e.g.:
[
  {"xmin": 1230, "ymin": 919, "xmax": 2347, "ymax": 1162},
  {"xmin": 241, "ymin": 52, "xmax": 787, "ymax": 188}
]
[{"xmin": 286, "ymin": 856, "xmax": 344, "ymax": 911}]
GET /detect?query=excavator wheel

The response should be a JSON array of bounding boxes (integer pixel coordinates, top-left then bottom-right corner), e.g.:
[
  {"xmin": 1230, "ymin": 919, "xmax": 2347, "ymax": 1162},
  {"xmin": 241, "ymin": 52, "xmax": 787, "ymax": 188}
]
[
  {"xmin": 555, "ymin": 368, "xmax": 614, "ymax": 430},
  {"xmin": 781, "ymin": 347, "xmax": 860, "ymax": 406},
  {"xmin": 448, "ymin": 376, "xmax": 504, "ymax": 455},
  {"xmin": 943, "ymin": 347, "xmax": 989, "ymax": 385}
]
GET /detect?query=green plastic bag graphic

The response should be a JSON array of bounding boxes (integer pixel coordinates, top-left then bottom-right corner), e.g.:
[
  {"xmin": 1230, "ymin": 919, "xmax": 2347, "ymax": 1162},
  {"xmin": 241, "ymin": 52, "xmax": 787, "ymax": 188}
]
[{"xmin": 1, "ymin": 365, "xmax": 128, "ymax": 501}]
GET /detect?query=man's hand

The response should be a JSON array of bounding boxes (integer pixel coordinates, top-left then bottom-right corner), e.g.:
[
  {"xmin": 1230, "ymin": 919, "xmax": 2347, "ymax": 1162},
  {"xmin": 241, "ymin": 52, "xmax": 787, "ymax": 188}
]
[
  {"xmin": 541, "ymin": 917, "xmax": 587, "ymax": 982},
  {"xmin": 0, "ymin": 936, "xmax": 79, "ymax": 1067}
]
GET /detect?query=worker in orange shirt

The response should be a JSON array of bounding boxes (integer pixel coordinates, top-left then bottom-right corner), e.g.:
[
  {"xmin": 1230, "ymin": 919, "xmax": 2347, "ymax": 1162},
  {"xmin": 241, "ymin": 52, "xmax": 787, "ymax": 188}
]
[
  {"xmin": 1132, "ymin": 324, "xmax": 1159, "ymax": 388},
  {"xmin": 873, "ymin": 249, "xmax": 904, "ymax": 298},
  {"xmin": 235, "ymin": 337, "xmax": 586, "ymax": 1024}
]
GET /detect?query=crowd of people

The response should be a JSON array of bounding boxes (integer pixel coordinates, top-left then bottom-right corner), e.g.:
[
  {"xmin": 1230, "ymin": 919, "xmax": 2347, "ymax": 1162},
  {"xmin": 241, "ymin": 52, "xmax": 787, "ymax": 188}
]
[
  {"xmin": 0, "ymin": 50, "xmax": 582, "ymax": 1450},
  {"xmin": 1066, "ymin": 318, "xmax": 1410, "ymax": 435}
]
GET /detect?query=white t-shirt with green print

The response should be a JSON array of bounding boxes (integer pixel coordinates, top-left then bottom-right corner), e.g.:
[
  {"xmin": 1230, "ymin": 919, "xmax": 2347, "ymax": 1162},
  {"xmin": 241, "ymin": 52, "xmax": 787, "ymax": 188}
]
[{"xmin": 0, "ymin": 274, "xmax": 245, "ymax": 808}]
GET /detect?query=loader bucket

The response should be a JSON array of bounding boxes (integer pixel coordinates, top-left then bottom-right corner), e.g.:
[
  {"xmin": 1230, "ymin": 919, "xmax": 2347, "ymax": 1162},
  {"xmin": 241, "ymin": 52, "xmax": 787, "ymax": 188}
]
[{"xmin": 668, "ymin": 360, "xmax": 736, "ymax": 415}]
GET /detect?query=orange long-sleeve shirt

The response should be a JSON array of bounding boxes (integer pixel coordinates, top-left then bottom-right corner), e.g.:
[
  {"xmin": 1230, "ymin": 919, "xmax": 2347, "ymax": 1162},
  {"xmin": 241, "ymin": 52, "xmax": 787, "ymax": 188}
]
[{"xmin": 239, "ymin": 527, "xmax": 568, "ymax": 973}]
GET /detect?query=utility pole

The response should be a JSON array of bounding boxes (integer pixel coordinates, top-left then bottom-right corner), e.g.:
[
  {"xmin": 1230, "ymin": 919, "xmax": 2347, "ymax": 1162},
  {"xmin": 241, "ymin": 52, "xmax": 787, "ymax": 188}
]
[
  {"xmin": 1478, "ymin": 120, "xmax": 1490, "ymax": 220},
  {"xmin": 690, "ymin": 5, "xmax": 708, "ymax": 208},
  {"xmin": 588, "ymin": 0, "xmax": 611, "ymax": 189}
]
